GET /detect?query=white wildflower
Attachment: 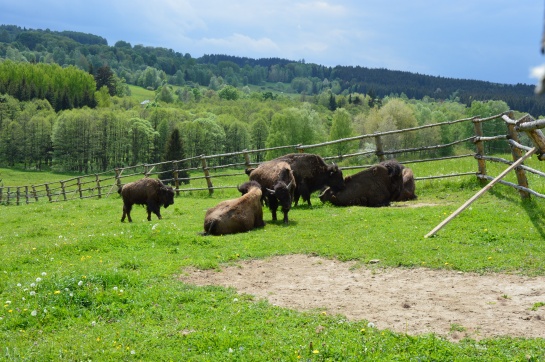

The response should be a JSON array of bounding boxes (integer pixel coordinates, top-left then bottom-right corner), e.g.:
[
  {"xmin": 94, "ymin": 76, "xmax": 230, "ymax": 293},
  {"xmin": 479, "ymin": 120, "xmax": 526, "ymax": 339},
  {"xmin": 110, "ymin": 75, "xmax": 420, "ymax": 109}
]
[
  {"xmin": 367, "ymin": 322, "xmax": 375, "ymax": 328},
  {"xmin": 17, "ymin": 283, "xmax": 21, "ymax": 287},
  {"xmin": 113, "ymin": 286, "xmax": 118, "ymax": 291},
  {"xmin": 78, "ymin": 281, "xmax": 83, "ymax": 286},
  {"xmin": 29, "ymin": 291, "xmax": 36, "ymax": 296},
  {"xmin": 41, "ymin": 272, "xmax": 47, "ymax": 276},
  {"xmin": 35, "ymin": 277, "xmax": 42, "ymax": 283},
  {"xmin": 31, "ymin": 310, "xmax": 37, "ymax": 316}
]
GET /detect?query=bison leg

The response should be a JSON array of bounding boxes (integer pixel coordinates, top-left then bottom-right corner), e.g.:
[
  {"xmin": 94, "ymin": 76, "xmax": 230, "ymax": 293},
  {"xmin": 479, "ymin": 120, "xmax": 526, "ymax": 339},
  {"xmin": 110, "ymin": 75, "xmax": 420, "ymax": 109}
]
[
  {"xmin": 268, "ymin": 196, "xmax": 279, "ymax": 221},
  {"xmin": 146, "ymin": 204, "xmax": 162, "ymax": 221},
  {"xmin": 121, "ymin": 203, "xmax": 133, "ymax": 222},
  {"xmin": 282, "ymin": 208, "xmax": 289, "ymax": 224}
]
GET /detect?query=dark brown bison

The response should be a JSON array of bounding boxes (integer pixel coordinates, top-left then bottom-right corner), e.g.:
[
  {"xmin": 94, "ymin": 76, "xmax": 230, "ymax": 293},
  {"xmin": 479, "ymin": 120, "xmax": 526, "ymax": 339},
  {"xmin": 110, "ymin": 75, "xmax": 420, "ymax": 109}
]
[
  {"xmin": 319, "ymin": 164, "xmax": 403, "ymax": 207},
  {"xmin": 203, "ymin": 181, "xmax": 265, "ymax": 235},
  {"xmin": 245, "ymin": 161, "xmax": 296, "ymax": 224},
  {"xmin": 118, "ymin": 178, "xmax": 175, "ymax": 222},
  {"xmin": 379, "ymin": 160, "xmax": 417, "ymax": 201},
  {"xmin": 397, "ymin": 167, "xmax": 417, "ymax": 201},
  {"xmin": 273, "ymin": 153, "xmax": 344, "ymax": 206}
]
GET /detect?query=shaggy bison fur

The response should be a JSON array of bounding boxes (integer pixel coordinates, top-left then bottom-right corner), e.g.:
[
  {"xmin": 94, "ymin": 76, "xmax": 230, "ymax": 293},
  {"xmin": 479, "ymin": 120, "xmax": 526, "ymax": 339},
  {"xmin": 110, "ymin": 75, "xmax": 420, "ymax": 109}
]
[
  {"xmin": 203, "ymin": 181, "xmax": 265, "ymax": 235},
  {"xmin": 273, "ymin": 153, "xmax": 344, "ymax": 206},
  {"xmin": 319, "ymin": 164, "xmax": 403, "ymax": 207},
  {"xmin": 380, "ymin": 160, "xmax": 417, "ymax": 201},
  {"xmin": 245, "ymin": 161, "xmax": 296, "ymax": 224},
  {"xmin": 118, "ymin": 178, "xmax": 175, "ymax": 222}
]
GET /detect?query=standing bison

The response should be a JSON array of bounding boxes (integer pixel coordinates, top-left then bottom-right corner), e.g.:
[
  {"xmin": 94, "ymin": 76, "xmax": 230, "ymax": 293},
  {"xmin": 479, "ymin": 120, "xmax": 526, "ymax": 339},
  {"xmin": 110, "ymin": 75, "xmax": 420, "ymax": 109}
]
[
  {"xmin": 118, "ymin": 178, "xmax": 175, "ymax": 222},
  {"xmin": 319, "ymin": 163, "xmax": 403, "ymax": 207},
  {"xmin": 273, "ymin": 153, "xmax": 345, "ymax": 206},
  {"xmin": 203, "ymin": 181, "xmax": 265, "ymax": 235},
  {"xmin": 245, "ymin": 161, "xmax": 296, "ymax": 224}
]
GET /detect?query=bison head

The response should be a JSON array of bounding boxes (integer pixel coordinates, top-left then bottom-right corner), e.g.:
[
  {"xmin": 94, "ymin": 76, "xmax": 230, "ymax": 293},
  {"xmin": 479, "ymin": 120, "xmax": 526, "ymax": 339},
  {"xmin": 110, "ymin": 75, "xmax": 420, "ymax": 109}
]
[
  {"xmin": 160, "ymin": 185, "xmax": 175, "ymax": 208},
  {"xmin": 318, "ymin": 187, "xmax": 335, "ymax": 203},
  {"xmin": 327, "ymin": 163, "xmax": 345, "ymax": 191},
  {"xmin": 266, "ymin": 180, "xmax": 294, "ymax": 211}
]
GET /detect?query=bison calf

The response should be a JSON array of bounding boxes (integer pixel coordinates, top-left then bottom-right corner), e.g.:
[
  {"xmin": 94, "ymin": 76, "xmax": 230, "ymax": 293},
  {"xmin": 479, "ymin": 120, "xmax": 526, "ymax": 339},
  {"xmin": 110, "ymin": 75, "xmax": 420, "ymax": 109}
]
[
  {"xmin": 118, "ymin": 178, "xmax": 175, "ymax": 222},
  {"xmin": 203, "ymin": 181, "xmax": 265, "ymax": 235},
  {"xmin": 246, "ymin": 161, "xmax": 296, "ymax": 224}
]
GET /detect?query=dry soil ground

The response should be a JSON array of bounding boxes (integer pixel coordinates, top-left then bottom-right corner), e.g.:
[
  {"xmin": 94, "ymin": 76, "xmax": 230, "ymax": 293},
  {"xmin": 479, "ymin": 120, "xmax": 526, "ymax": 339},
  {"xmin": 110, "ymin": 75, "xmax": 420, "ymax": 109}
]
[{"xmin": 180, "ymin": 254, "xmax": 545, "ymax": 341}]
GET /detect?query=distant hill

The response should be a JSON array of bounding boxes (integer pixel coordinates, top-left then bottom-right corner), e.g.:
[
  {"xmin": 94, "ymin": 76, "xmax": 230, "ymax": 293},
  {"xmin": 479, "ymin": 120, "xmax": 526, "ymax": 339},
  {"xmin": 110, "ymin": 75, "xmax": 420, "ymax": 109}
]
[{"xmin": 1, "ymin": 24, "xmax": 544, "ymax": 115}]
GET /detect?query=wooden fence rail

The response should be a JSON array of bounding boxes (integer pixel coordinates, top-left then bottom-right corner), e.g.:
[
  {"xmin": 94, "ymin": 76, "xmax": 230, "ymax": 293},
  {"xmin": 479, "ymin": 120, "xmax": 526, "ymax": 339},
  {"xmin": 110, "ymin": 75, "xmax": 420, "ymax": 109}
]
[{"xmin": 1, "ymin": 111, "xmax": 544, "ymax": 205}]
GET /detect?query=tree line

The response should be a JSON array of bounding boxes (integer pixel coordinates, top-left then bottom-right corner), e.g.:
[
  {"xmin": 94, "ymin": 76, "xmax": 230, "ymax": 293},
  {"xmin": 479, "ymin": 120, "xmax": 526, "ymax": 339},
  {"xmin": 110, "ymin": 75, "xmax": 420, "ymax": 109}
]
[
  {"xmin": 0, "ymin": 81, "xmax": 518, "ymax": 174},
  {"xmin": 1, "ymin": 24, "xmax": 545, "ymax": 116}
]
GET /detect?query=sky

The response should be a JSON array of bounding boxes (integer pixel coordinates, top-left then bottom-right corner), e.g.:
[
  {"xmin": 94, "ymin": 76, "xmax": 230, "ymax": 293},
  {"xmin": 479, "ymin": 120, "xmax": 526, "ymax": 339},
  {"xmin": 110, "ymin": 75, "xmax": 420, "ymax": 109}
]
[{"xmin": 2, "ymin": 1, "xmax": 545, "ymax": 85}]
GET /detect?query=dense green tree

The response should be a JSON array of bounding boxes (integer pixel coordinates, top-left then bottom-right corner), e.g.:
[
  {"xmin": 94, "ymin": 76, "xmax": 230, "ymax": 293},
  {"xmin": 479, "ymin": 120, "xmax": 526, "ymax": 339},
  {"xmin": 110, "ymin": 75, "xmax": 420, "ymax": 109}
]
[
  {"xmin": 329, "ymin": 108, "xmax": 353, "ymax": 157},
  {"xmin": 127, "ymin": 117, "xmax": 158, "ymax": 165},
  {"xmin": 94, "ymin": 65, "xmax": 116, "ymax": 95},
  {"xmin": 160, "ymin": 128, "xmax": 189, "ymax": 184}
]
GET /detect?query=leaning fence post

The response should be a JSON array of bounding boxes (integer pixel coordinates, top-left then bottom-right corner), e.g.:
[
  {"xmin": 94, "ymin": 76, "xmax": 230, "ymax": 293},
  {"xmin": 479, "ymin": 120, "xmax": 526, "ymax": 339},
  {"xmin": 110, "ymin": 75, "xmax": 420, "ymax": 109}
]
[
  {"xmin": 201, "ymin": 155, "xmax": 214, "ymax": 195},
  {"xmin": 473, "ymin": 119, "xmax": 487, "ymax": 184},
  {"xmin": 506, "ymin": 112, "xmax": 530, "ymax": 199},
  {"xmin": 24, "ymin": 186, "xmax": 29, "ymax": 204}
]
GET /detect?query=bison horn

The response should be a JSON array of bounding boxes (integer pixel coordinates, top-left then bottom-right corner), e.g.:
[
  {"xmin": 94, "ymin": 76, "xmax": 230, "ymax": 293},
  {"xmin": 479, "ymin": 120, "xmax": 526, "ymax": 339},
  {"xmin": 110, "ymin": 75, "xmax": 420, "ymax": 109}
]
[{"xmin": 287, "ymin": 180, "xmax": 293, "ymax": 189}]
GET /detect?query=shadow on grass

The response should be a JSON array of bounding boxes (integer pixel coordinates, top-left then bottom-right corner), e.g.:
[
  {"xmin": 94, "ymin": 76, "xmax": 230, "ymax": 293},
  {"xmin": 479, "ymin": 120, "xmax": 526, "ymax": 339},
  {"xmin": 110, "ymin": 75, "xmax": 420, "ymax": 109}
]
[{"xmin": 489, "ymin": 187, "xmax": 545, "ymax": 240}]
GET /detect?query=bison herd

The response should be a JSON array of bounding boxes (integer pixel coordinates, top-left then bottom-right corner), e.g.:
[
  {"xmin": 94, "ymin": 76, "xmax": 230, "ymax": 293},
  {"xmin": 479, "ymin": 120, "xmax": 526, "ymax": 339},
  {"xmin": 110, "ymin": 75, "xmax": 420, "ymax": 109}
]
[{"xmin": 119, "ymin": 153, "xmax": 417, "ymax": 235}]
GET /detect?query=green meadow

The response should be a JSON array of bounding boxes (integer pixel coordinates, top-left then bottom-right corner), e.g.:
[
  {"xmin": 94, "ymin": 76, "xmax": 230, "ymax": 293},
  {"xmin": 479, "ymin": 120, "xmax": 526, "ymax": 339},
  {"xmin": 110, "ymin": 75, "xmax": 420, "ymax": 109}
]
[{"xmin": 1, "ymin": 158, "xmax": 545, "ymax": 361}]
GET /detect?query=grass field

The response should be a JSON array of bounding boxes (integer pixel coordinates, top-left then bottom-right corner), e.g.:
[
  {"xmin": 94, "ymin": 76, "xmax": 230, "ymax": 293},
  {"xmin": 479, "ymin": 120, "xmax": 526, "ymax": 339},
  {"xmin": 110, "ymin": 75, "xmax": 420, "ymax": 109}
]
[{"xmin": 1, "ymin": 158, "xmax": 545, "ymax": 360}]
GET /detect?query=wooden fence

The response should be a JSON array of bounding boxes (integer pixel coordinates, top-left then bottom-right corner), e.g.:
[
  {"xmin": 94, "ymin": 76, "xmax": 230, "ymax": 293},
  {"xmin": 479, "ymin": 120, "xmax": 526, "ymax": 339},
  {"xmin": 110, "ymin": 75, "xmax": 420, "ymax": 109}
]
[{"xmin": 1, "ymin": 111, "xmax": 544, "ymax": 206}]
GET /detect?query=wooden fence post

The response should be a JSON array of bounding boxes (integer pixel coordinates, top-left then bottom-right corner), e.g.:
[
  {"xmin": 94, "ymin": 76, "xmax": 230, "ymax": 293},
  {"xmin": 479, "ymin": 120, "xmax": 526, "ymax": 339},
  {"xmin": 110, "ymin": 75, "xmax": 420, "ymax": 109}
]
[
  {"xmin": 201, "ymin": 155, "xmax": 214, "ymax": 195},
  {"xmin": 61, "ymin": 181, "xmax": 67, "ymax": 201},
  {"xmin": 24, "ymin": 186, "xmax": 29, "ymax": 204},
  {"xmin": 45, "ymin": 184, "xmax": 52, "ymax": 202},
  {"xmin": 16, "ymin": 187, "xmax": 20, "ymax": 205},
  {"xmin": 77, "ymin": 177, "xmax": 83, "ymax": 199},
  {"xmin": 0, "ymin": 185, "xmax": 3, "ymax": 204},
  {"xmin": 95, "ymin": 174, "xmax": 102, "ymax": 199},
  {"xmin": 374, "ymin": 135, "xmax": 385, "ymax": 162},
  {"xmin": 32, "ymin": 185, "xmax": 38, "ymax": 202},
  {"xmin": 506, "ymin": 112, "xmax": 530, "ymax": 199},
  {"xmin": 473, "ymin": 119, "xmax": 487, "ymax": 184},
  {"xmin": 115, "ymin": 168, "xmax": 122, "ymax": 190},
  {"xmin": 173, "ymin": 161, "xmax": 180, "ymax": 196},
  {"xmin": 243, "ymin": 150, "xmax": 251, "ymax": 168}
]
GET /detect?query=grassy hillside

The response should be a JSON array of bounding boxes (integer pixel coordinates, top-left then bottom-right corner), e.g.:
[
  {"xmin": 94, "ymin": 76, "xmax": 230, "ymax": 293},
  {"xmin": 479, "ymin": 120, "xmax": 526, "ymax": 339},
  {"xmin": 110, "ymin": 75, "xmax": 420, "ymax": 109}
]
[{"xmin": 1, "ymin": 161, "xmax": 545, "ymax": 360}]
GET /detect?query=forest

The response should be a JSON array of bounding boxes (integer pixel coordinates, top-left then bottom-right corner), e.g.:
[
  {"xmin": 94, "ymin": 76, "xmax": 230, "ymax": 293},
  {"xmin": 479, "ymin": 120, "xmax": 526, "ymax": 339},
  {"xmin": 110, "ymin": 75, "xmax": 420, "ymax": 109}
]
[{"xmin": 0, "ymin": 24, "xmax": 535, "ymax": 174}]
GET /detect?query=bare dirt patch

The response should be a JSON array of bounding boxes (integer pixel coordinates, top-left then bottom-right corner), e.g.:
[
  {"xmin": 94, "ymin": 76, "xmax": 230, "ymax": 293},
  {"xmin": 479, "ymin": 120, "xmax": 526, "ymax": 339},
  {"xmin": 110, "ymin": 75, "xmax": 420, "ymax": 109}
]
[{"xmin": 179, "ymin": 254, "xmax": 545, "ymax": 341}]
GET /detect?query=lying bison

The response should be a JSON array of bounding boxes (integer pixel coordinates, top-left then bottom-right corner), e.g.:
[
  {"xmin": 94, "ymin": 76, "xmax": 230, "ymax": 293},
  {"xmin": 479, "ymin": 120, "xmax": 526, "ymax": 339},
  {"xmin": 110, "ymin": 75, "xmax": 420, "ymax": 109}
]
[
  {"xmin": 203, "ymin": 181, "xmax": 265, "ymax": 235},
  {"xmin": 245, "ymin": 161, "xmax": 296, "ymax": 224},
  {"xmin": 380, "ymin": 160, "xmax": 417, "ymax": 201},
  {"xmin": 273, "ymin": 153, "xmax": 344, "ymax": 206},
  {"xmin": 118, "ymin": 178, "xmax": 175, "ymax": 222},
  {"xmin": 319, "ymin": 164, "xmax": 403, "ymax": 207}
]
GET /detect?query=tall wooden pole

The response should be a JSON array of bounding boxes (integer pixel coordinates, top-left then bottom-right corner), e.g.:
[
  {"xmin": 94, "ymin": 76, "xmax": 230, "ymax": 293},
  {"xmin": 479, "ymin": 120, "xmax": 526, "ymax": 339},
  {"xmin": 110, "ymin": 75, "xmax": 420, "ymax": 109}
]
[{"xmin": 424, "ymin": 147, "xmax": 537, "ymax": 238}]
